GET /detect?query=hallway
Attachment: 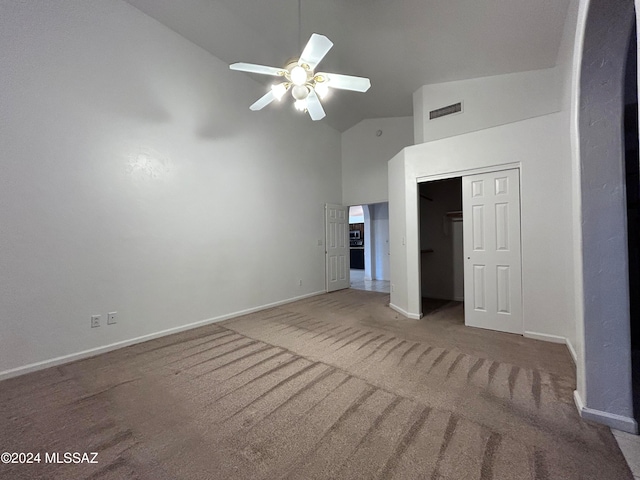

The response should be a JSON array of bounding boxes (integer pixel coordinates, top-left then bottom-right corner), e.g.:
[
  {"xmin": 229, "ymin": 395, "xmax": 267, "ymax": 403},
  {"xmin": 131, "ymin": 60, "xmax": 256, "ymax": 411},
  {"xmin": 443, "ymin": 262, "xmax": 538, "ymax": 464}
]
[{"xmin": 350, "ymin": 269, "xmax": 390, "ymax": 293}]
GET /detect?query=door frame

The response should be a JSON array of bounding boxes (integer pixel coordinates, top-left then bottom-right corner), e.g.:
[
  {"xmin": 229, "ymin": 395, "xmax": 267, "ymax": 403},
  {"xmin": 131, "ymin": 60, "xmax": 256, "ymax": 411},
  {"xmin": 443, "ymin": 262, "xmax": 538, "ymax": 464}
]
[{"xmin": 416, "ymin": 162, "xmax": 522, "ymax": 321}]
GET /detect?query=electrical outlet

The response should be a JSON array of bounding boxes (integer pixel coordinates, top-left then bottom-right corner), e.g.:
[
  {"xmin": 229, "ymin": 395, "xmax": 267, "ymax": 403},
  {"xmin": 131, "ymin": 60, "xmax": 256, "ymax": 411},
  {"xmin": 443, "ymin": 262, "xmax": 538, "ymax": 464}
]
[
  {"xmin": 91, "ymin": 315, "xmax": 101, "ymax": 328},
  {"xmin": 107, "ymin": 311, "xmax": 117, "ymax": 325},
  {"xmin": 391, "ymin": 284, "xmax": 395, "ymax": 292},
  {"xmin": 298, "ymin": 279, "xmax": 303, "ymax": 286}
]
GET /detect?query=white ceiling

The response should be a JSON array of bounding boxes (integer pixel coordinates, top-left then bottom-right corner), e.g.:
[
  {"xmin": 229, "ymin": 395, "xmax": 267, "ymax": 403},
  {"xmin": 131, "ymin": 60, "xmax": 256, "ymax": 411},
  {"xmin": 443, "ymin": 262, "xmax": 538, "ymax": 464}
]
[{"xmin": 125, "ymin": 0, "xmax": 571, "ymax": 132}]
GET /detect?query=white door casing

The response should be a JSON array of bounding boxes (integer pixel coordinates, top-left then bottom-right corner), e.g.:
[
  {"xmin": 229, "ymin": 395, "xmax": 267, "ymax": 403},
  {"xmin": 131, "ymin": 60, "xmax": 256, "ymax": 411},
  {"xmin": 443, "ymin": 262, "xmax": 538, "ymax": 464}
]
[
  {"xmin": 325, "ymin": 204, "xmax": 350, "ymax": 292},
  {"xmin": 462, "ymin": 169, "xmax": 522, "ymax": 334}
]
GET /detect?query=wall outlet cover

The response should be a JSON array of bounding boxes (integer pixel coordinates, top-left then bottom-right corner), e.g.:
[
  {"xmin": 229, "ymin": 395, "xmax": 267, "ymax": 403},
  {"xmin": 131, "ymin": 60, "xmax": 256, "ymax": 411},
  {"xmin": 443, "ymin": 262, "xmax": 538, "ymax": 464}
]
[
  {"xmin": 91, "ymin": 315, "xmax": 100, "ymax": 328},
  {"xmin": 107, "ymin": 312, "xmax": 117, "ymax": 325}
]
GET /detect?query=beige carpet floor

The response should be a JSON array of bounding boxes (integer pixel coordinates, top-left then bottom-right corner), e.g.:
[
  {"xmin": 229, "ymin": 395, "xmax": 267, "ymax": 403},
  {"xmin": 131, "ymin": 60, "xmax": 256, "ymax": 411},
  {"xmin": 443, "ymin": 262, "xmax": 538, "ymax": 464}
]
[{"xmin": 0, "ymin": 289, "xmax": 632, "ymax": 479}]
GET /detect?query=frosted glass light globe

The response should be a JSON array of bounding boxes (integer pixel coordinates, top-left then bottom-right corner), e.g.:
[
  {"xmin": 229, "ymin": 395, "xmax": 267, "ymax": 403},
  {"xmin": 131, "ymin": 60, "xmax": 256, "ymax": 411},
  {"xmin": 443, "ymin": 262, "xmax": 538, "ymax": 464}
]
[
  {"xmin": 292, "ymin": 85, "xmax": 309, "ymax": 100},
  {"xmin": 315, "ymin": 82, "xmax": 329, "ymax": 99},
  {"xmin": 290, "ymin": 66, "xmax": 308, "ymax": 86},
  {"xmin": 271, "ymin": 83, "xmax": 287, "ymax": 100},
  {"xmin": 294, "ymin": 99, "xmax": 307, "ymax": 111}
]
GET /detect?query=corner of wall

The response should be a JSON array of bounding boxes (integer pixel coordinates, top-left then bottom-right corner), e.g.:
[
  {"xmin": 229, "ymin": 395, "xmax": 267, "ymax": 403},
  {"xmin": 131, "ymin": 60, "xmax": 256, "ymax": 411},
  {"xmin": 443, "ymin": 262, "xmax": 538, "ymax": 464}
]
[
  {"xmin": 574, "ymin": 390, "xmax": 638, "ymax": 434},
  {"xmin": 388, "ymin": 149, "xmax": 409, "ymax": 314},
  {"xmin": 570, "ymin": 0, "xmax": 589, "ymax": 403},
  {"xmin": 342, "ymin": 116, "xmax": 415, "ymax": 206}
]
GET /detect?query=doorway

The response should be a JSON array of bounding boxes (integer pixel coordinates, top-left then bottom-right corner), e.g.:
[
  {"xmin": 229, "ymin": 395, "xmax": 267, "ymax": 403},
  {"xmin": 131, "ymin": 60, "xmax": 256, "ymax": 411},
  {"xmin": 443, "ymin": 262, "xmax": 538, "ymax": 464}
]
[
  {"xmin": 349, "ymin": 203, "xmax": 391, "ymax": 293},
  {"xmin": 419, "ymin": 178, "xmax": 463, "ymax": 317}
]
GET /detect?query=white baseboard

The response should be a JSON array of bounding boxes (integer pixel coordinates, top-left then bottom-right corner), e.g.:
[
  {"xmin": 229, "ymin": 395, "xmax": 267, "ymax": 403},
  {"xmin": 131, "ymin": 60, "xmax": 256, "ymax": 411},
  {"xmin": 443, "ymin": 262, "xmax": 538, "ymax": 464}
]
[
  {"xmin": 574, "ymin": 390, "xmax": 638, "ymax": 434},
  {"xmin": 523, "ymin": 331, "xmax": 577, "ymax": 366},
  {"xmin": 0, "ymin": 290, "xmax": 325, "ymax": 382},
  {"xmin": 565, "ymin": 338, "xmax": 578, "ymax": 366},
  {"xmin": 573, "ymin": 389, "xmax": 584, "ymax": 411},
  {"xmin": 389, "ymin": 303, "xmax": 423, "ymax": 319},
  {"xmin": 523, "ymin": 331, "xmax": 566, "ymax": 344}
]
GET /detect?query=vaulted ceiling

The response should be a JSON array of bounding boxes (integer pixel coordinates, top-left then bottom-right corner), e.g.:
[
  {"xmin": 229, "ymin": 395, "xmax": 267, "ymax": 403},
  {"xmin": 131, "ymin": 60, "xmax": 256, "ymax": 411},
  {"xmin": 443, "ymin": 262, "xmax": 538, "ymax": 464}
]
[{"xmin": 125, "ymin": 0, "xmax": 571, "ymax": 132}]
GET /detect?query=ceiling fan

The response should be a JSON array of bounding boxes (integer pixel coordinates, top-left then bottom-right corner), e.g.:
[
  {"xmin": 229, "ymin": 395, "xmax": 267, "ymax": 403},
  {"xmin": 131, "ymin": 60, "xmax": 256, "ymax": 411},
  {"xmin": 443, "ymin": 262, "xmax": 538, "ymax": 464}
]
[{"xmin": 229, "ymin": 33, "xmax": 371, "ymax": 121}]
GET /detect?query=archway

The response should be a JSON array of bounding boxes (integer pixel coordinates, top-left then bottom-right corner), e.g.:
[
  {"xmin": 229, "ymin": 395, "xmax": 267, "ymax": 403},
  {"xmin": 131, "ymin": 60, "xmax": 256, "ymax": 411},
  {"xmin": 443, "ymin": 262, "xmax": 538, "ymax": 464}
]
[{"xmin": 575, "ymin": 0, "xmax": 637, "ymax": 433}]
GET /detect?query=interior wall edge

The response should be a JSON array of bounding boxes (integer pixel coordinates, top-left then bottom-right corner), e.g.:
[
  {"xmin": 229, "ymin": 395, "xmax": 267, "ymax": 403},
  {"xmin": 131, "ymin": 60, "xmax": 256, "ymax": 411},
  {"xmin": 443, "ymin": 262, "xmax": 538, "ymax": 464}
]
[
  {"xmin": 523, "ymin": 331, "xmax": 567, "ymax": 344},
  {"xmin": 566, "ymin": 337, "xmax": 579, "ymax": 366},
  {"xmin": 575, "ymin": 394, "xmax": 639, "ymax": 434},
  {"xmin": 569, "ymin": 0, "xmax": 589, "ymax": 404},
  {"xmin": 389, "ymin": 303, "xmax": 422, "ymax": 320},
  {"xmin": 577, "ymin": 0, "xmax": 635, "ymax": 420}
]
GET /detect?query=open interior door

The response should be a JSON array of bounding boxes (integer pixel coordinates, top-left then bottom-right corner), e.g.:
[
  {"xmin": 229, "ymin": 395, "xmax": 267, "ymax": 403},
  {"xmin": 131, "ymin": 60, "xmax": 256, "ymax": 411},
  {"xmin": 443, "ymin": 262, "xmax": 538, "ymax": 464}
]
[
  {"xmin": 325, "ymin": 204, "xmax": 350, "ymax": 292},
  {"xmin": 463, "ymin": 169, "xmax": 523, "ymax": 334}
]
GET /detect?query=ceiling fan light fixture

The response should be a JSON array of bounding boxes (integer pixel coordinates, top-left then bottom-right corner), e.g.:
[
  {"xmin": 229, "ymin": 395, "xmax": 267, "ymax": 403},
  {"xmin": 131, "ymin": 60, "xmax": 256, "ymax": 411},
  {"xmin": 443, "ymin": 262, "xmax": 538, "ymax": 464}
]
[
  {"xmin": 229, "ymin": 33, "xmax": 370, "ymax": 121},
  {"xmin": 314, "ymin": 82, "xmax": 329, "ymax": 99},
  {"xmin": 294, "ymin": 99, "xmax": 308, "ymax": 112},
  {"xmin": 271, "ymin": 83, "xmax": 289, "ymax": 100},
  {"xmin": 290, "ymin": 65, "xmax": 308, "ymax": 86},
  {"xmin": 292, "ymin": 85, "xmax": 310, "ymax": 101}
]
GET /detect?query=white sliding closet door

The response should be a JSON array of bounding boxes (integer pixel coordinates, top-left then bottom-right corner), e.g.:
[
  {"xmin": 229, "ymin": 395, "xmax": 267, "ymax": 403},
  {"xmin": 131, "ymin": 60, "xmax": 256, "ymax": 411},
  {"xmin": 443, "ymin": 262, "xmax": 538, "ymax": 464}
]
[{"xmin": 462, "ymin": 169, "xmax": 522, "ymax": 334}]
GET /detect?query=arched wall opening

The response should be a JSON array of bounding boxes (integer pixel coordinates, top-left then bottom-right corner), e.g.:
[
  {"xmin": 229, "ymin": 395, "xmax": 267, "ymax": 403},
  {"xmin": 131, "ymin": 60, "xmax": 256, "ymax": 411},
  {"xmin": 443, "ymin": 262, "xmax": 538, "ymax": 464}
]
[{"xmin": 575, "ymin": 0, "xmax": 638, "ymax": 433}]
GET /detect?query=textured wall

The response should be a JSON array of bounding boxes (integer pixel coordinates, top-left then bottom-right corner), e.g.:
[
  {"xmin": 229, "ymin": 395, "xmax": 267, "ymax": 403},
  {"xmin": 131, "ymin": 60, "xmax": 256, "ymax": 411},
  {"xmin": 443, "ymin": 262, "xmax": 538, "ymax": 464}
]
[
  {"xmin": 0, "ymin": 1, "xmax": 342, "ymax": 377},
  {"xmin": 577, "ymin": 0, "xmax": 636, "ymax": 425}
]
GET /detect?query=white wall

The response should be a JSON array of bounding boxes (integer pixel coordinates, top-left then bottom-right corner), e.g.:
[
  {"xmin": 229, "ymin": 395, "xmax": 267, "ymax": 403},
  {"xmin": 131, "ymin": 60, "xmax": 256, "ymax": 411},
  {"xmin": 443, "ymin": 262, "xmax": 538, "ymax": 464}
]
[
  {"xmin": 369, "ymin": 203, "xmax": 390, "ymax": 281},
  {"xmin": 555, "ymin": 0, "xmax": 581, "ymax": 367},
  {"xmin": 388, "ymin": 152, "xmax": 411, "ymax": 317},
  {"xmin": 413, "ymin": 68, "xmax": 562, "ymax": 145},
  {"xmin": 342, "ymin": 117, "xmax": 414, "ymax": 206},
  {"xmin": 349, "ymin": 206, "xmax": 364, "ymax": 224},
  {"xmin": 0, "ymin": 1, "xmax": 342, "ymax": 377},
  {"xmin": 389, "ymin": 113, "xmax": 575, "ymax": 339},
  {"xmin": 559, "ymin": 0, "xmax": 581, "ymax": 114},
  {"xmin": 419, "ymin": 179, "xmax": 463, "ymax": 301}
]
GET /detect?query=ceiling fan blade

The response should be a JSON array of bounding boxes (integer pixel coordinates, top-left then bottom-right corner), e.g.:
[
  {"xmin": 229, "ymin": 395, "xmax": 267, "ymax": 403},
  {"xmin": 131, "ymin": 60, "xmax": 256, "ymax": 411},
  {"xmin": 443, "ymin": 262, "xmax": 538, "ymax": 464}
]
[
  {"xmin": 298, "ymin": 34, "xmax": 333, "ymax": 70},
  {"xmin": 306, "ymin": 90, "xmax": 326, "ymax": 121},
  {"xmin": 320, "ymin": 72, "xmax": 371, "ymax": 92},
  {"xmin": 230, "ymin": 62, "xmax": 284, "ymax": 77},
  {"xmin": 250, "ymin": 90, "xmax": 276, "ymax": 111}
]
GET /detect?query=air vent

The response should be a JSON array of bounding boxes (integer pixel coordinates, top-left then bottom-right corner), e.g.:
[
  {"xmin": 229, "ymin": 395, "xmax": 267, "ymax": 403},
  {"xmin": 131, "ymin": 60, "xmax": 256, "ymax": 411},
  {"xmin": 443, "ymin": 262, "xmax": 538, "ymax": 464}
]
[{"xmin": 429, "ymin": 102, "xmax": 462, "ymax": 120}]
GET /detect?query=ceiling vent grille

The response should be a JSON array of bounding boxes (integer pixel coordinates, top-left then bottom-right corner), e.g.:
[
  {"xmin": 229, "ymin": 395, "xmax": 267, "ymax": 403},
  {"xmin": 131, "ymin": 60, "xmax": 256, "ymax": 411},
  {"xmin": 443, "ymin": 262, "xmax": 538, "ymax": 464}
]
[{"xmin": 429, "ymin": 102, "xmax": 462, "ymax": 120}]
